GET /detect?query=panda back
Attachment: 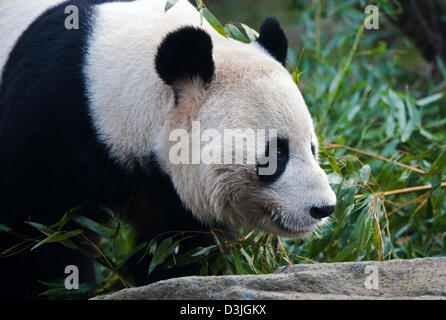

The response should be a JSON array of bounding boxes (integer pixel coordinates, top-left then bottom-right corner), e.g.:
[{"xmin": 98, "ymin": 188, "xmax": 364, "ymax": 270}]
[
  {"xmin": 0, "ymin": 0, "xmax": 138, "ymax": 222},
  {"xmin": 0, "ymin": 0, "xmax": 67, "ymax": 85}
]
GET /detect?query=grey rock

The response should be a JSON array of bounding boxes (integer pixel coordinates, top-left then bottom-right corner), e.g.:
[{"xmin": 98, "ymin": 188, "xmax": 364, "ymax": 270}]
[{"xmin": 93, "ymin": 257, "xmax": 446, "ymax": 300}]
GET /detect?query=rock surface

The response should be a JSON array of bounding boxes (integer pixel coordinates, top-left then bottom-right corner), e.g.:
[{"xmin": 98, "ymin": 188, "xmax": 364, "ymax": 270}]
[{"xmin": 94, "ymin": 257, "xmax": 446, "ymax": 300}]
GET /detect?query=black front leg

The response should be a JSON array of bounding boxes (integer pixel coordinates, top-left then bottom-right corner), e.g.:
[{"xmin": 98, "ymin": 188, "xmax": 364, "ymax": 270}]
[{"xmin": 124, "ymin": 170, "xmax": 215, "ymax": 286}]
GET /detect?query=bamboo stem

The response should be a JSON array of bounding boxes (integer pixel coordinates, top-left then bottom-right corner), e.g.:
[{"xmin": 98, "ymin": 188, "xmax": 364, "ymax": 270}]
[
  {"xmin": 325, "ymin": 143, "xmax": 427, "ymax": 175},
  {"xmin": 386, "ymin": 192, "xmax": 430, "ymax": 216},
  {"xmin": 81, "ymin": 234, "xmax": 129, "ymax": 289},
  {"xmin": 355, "ymin": 182, "xmax": 446, "ymax": 199}
]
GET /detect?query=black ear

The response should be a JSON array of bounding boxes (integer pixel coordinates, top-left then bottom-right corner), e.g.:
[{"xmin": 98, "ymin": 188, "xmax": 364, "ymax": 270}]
[
  {"xmin": 155, "ymin": 26, "xmax": 214, "ymax": 86},
  {"xmin": 256, "ymin": 17, "xmax": 288, "ymax": 66}
]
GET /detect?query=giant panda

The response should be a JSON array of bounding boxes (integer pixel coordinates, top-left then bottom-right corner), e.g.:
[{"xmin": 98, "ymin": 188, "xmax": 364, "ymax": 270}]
[{"xmin": 0, "ymin": 0, "xmax": 336, "ymax": 299}]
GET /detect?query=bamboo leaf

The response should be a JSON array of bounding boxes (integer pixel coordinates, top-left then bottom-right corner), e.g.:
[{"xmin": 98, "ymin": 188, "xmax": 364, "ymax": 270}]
[
  {"xmin": 224, "ymin": 24, "xmax": 249, "ymax": 43},
  {"xmin": 164, "ymin": 0, "xmax": 179, "ymax": 12},
  {"xmin": 72, "ymin": 215, "xmax": 114, "ymax": 239},
  {"xmin": 416, "ymin": 93, "xmax": 443, "ymax": 107},
  {"xmin": 201, "ymin": 8, "xmax": 227, "ymax": 38},
  {"xmin": 31, "ymin": 229, "xmax": 83, "ymax": 251},
  {"xmin": 0, "ymin": 224, "xmax": 11, "ymax": 232},
  {"xmin": 425, "ymin": 150, "xmax": 446, "ymax": 184}
]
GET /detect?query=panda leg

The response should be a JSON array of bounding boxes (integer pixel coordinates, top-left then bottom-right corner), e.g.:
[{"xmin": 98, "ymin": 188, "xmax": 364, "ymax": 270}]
[{"xmin": 123, "ymin": 171, "xmax": 216, "ymax": 286}]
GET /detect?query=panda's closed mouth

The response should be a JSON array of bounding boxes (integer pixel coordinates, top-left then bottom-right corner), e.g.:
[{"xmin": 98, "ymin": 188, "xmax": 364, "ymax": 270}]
[
  {"xmin": 269, "ymin": 208, "xmax": 303, "ymax": 234},
  {"xmin": 267, "ymin": 208, "xmax": 317, "ymax": 236}
]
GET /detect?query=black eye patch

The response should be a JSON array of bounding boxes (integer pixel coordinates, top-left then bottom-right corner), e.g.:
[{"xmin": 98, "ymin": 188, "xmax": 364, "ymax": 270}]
[
  {"xmin": 257, "ymin": 137, "xmax": 289, "ymax": 183},
  {"xmin": 311, "ymin": 143, "xmax": 316, "ymax": 156}
]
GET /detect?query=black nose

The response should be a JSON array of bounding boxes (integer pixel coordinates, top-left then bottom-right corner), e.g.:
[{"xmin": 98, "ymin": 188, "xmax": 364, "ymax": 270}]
[{"xmin": 310, "ymin": 205, "xmax": 334, "ymax": 219}]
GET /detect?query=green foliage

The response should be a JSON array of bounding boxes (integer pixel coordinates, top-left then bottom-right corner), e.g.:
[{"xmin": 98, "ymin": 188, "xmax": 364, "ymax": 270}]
[
  {"xmin": 282, "ymin": 0, "xmax": 446, "ymax": 263},
  {"xmin": 2, "ymin": 0, "xmax": 445, "ymax": 299}
]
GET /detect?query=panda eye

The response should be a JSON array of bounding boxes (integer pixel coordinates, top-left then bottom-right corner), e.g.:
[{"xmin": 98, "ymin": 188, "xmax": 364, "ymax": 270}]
[
  {"xmin": 311, "ymin": 143, "xmax": 316, "ymax": 156},
  {"xmin": 257, "ymin": 137, "xmax": 289, "ymax": 183},
  {"xmin": 274, "ymin": 138, "xmax": 289, "ymax": 162},
  {"xmin": 277, "ymin": 147, "xmax": 285, "ymax": 161}
]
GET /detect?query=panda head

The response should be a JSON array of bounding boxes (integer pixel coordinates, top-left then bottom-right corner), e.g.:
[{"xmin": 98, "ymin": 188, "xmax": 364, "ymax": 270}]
[{"xmin": 154, "ymin": 17, "xmax": 336, "ymax": 237}]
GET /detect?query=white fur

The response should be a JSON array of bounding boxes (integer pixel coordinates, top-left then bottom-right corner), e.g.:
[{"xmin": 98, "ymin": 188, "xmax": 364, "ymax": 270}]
[
  {"xmin": 0, "ymin": 0, "xmax": 66, "ymax": 85},
  {"xmin": 2, "ymin": 0, "xmax": 336, "ymax": 236},
  {"xmin": 84, "ymin": 0, "xmax": 222, "ymax": 167}
]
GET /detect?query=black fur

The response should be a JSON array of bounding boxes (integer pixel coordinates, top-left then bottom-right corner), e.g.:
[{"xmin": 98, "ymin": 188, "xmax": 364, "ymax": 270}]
[
  {"xmin": 257, "ymin": 137, "xmax": 289, "ymax": 183},
  {"xmin": 0, "ymin": 0, "xmax": 213, "ymax": 299},
  {"xmin": 155, "ymin": 26, "xmax": 215, "ymax": 86},
  {"xmin": 125, "ymin": 155, "xmax": 216, "ymax": 286},
  {"xmin": 256, "ymin": 17, "xmax": 288, "ymax": 66}
]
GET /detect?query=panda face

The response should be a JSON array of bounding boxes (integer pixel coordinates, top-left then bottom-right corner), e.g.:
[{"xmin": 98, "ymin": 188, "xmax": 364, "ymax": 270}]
[
  {"xmin": 154, "ymin": 20, "xmax": 336, "ymax": 237},
  {"xmin": 195, "ymin": 66, "xmax": 336, "ymax": 237}
]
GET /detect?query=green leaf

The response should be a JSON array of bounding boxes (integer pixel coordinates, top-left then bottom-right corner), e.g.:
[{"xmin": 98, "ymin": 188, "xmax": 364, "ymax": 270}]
[
  {"xmin": 425, "ymin": 150, "xmax": 446, "ymax": 184},
  {"xmin": 164, "ymin": 0, "xmax": 179, "ymax": 12},
  {"xmin": 201, "ymin": 8, "xmax": 227, "ymax": 38},
  {"xmin": 27, "ymin": 221, "xmax": 57, "ymax": 236},
  {"xmin": 292, "ymin": 68, "xmax": 305, "ymax": 85},
  {"xmin": 333, "ymin": 242, "xmax": 357, "ymax": 261},
  {"xmin": 240, "ymin": 247, "xmax": 258, "ymax": 273},
  {"xmin": 137, "ymin": 239, "xmax": 157, "ymax": 263},
  {"xmin": 148, "ymin": 238, "xmax": 169, "ymax": 275},
  {"xmin": 26, "ymin": 221, "xmax": 79, "ymax": 250},
  {"xmin": 98, "ymin": 205, "xmax": 118, "ymax": 220},
  {"xmin": 416, "ymin": 93, "xmax": 443, "ymax": 107},
  {"xmin": 190, "ymin": 245, "xmax": 216, "ymax": 257},
  {"xmin": 402, "ymin": 91, "xmax": 420, "ymax": 142},
  {"xmin": 163, "ymin": 245, "xmax": 216, "ymax": 269},
  {"xmin": 224, "ymin": 24, "xmax": 249, "ymax": 43},
  {"xmin": 117, "ymin": 241, "xmax": 149, "ymax": 268},
  {"xmin": 406, "ymin": 149, "xmax": 434, "ymax": 161},
  {"xmin": 436, "ymin": 56, "xmax": 446, "ymax": 80},
  {"xmin": 388, "ymin": 89, "xmax": 406, "ymax": 132},
  {"xmin": 241, "ymin": 23, "xmax": 259, "ymax": 41},
  {"xmin": 385, "ymin": 111, "xmax": 395, "ymax": 137},
  {"xmin": 359, "ymin": 164, "xmax": 371, "ymax": 185},
  {"xmin": 38, "ymin": 282, "xmax": 96, "ymax": 297},
  {"xmin": 0, "ymin": 224, "xmax": 11, "ymax": 232},
  {"xmin": 148, "ymin": 238, "xmax": 180, "ymax": 275},
  {"xmin": 328, "ymin": 157, "xmax": 343, "ymax": 178},
  {"xmin": 431, "ymin": 175, "xmax": 444, "ymax": 209},
  {"xmin": 230, "ymin": 248, "xmax": 246, "ymax": 274},
  {"xmin": 328, "ymin": 72, "xmax": 342, "ymax": 95},
  {"xmin": 419, "ymin": 128, "xmax": 437, "ymax": 140},
  {"xmin": 31, "ymin": 229, "xmax": 83, "ymax": 251},
  {"xmin": 237, "ymin": 22, "xmax": 259, "ymax": 41},
  {"xmin": 345, "ymin": 159, "xmax": 355, "ymax": 174},
  {"xmin": 49, "ymin": 209, "xmax": 76, "ymax": 230},
  {"xmin": 72, "ymin": 215, "xmax": 114, "ymax": 239},
  {"xmin": 199, "ymin": 259, "xmax": 209, "ymax": 276},
  {"xmin": 405, "ymin": 92, "xmax": 421, "ymax": 127}
]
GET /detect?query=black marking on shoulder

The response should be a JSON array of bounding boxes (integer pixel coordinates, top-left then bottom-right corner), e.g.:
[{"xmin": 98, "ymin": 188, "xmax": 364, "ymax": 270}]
[
  {"xmin": 256, "ymin": 17, "xmax": 288, "ymax": 66},
  {"xmin": 155, "ymin": 26, "xmax": 215, "ymax": 86}
]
